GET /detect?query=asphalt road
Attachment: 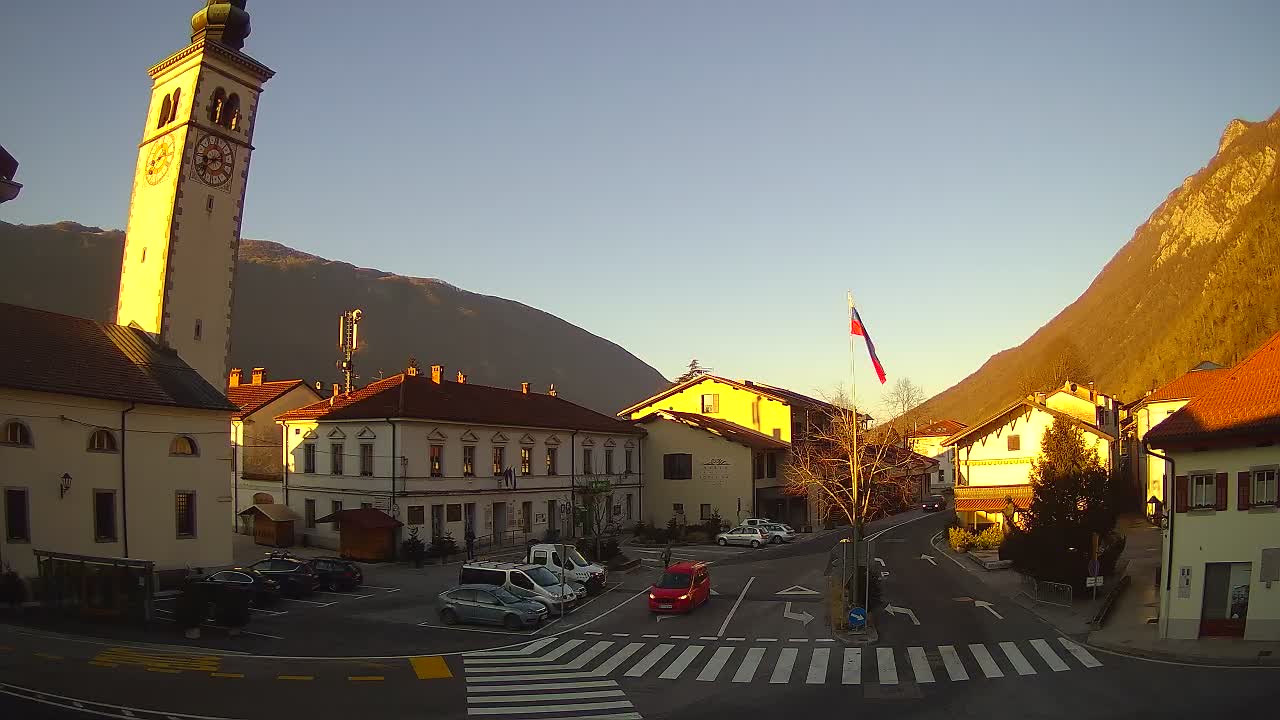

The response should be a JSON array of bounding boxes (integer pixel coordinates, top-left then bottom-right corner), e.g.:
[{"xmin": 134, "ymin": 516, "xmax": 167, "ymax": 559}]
[{"xmin": 2, "ymin": 508, "xmax": 1278, "ymax": 719}]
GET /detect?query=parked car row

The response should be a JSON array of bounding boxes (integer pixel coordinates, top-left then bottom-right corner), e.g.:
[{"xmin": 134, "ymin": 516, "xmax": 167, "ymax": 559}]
[
  {"xmin": 190, "ymin": 552, "xmax": 364, "ymax": 607},
  {"xmin": 438, "ymin": 556, "xmax": 607, "ymax": 630},
  {"xmin": 717, "ymin": 518, "xmax": 798, "ymax": 547}
]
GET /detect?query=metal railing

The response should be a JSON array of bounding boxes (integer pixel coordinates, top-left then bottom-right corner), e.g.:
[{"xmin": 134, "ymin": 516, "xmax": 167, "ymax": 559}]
[{"xmin": 1019, "ymin": 573, "xmax": 1073, "ymax": 607}]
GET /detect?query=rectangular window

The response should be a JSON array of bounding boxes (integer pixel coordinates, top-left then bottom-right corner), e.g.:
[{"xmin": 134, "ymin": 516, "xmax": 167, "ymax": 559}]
[
  {"xmin": 1191, "ymin": 473, "xmax": 1216, "ymax": 509},
  {"xmin": 492, "ymin": 446, "xmax": 505, "ymax": 476},
  {"xmin": 625, "ymin": 449, "xmax": 633, "ymax": 474},
  {"xmin": 175, "ymin": 491, "xmax": 196, "ymax": 538},
  {"xmin": 605, "ymin": 449, "xmax": 614, "ymax": 475},
  {"xmin": 1007, "ymin": 435, "xmax": 1021, "ymax": 452},
  {"xmin": 583, "ymin": 448, "xmax": 593, "ymax": 474},
  {"xmin": 626, "ymin": 493, "xmax": 633, "ymax": 520},
  {"xmin": 673, "ymin": 503, "xmax": 684, "ymax": 515},
  {"xmin": 1253, "ymin": 468, "xmax": 1278, "ymax": 506},
  {"xmin": 331, "ymin": 500, "xmax": 343, "ymax": 529},
  {"xmin": 754, "ymin": 453, "xmax": 765, "ymax": 480},
  {"xmin": 700, "ymin": 503, "xmax": 712, "ymax": 520},
  {"xmin": 330, "ymin": 443, "xmax": 344, "ymax": 475},
  {"xmin": 701, "ymin": 394, "xmax": 719, "ymax": 413},
  {"xmin": 766, "ymin": 452, "xmax": 778, "ymax": 479},
  {"xmin": 462, "ymin": 446, "xmax": 476, "ymax": 477},
  {"xmin": 546, "ymin": 448, "xmax": 558, "ymax": 475},
  {"xmin": 359, "ymin": 443, "xmax": 374, "ymax": 476},
  {"xmin": 305, "ymin": 499, "xmax": 316, "ymax": 529},
  {"xmin": 446, "ymin": 503, "xmax": 462, "ymax": 522},
  {"xmin": 430, "ymin": 445, "xmax": 443, "ymax": 477},
  {"xmin": 303, "ymin": 443, "xmax": 316, "ymax": 473},
  {"xmin": 408, "ymin": 505, "xmax": 425, "ymax": 526},
  {"xmin": 4, "ymin": 488, "xmax": 29, "ymax": 542},
  {"xmin": 663, "ymin": 453, "xmax": 693, "ymax": 480},
  {"xmin": 93, "ymin": 490, "xmax": 117, "ymax": 542},
  {"xmin": 361, "ymin": 502, "xmax": 373, "ymax": 509},
  {"xmin": 520, "ymin": 447, "xmax": 532, "ymax": 475}
]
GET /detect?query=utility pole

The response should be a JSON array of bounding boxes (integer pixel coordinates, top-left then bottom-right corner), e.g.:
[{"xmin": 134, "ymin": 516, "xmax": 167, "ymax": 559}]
[{"xmin": 338, "ymin": 308, "xmax": 363, "ymax": 394}]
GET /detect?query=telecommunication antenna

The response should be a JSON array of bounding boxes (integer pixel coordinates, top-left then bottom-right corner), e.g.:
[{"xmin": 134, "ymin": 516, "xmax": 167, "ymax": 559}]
[{"xmin": 337, "ymin": 309, "xmax": 363, "ymax": 394}]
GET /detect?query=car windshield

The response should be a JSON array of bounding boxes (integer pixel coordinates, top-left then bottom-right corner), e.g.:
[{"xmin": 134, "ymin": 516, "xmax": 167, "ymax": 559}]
[
  {"xmin": 491, "ymin": 587, "xmax": 523, "ymax": 605},
  {"xmin": 567, "ymin": 548, "xmax": 590, "ymax": 567},
  {"xmin": 525, "ymin": 566, "xmax": 562, "ymax": 587},
  {"xmin": 656, "ymin": 572, "xmax": 692, "ymax": 589},
  {"xmin": 929, "ymin": 496, "xmax": 944, "ymax": 502}
]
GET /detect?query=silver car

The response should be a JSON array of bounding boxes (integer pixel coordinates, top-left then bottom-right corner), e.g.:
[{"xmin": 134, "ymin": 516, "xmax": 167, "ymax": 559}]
[
  {"xmin": 761, "ymin": 523, "xmax": 797, "ymax": 543},
  {"xmin": 716, "ymin": 525, "xmax": 770, "ymax": 548},
  {"xmin": 437, "ymin": 584, "xmax": 548, "ymax": 630}
]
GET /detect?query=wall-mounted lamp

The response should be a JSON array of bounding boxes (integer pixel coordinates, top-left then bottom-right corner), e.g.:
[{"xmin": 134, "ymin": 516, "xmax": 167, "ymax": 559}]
[
  {"xmin": 59, "ymin": 472, "xmax": 72, "ymax": 499},
  {"xmin": 1146, "ymin": 495, "xmax": 1167, "ymax": 529}
]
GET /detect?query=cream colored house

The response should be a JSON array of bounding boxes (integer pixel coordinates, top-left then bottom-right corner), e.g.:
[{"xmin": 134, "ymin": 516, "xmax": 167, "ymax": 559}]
[
  {"xmin": 276, "ymin": 364, "xmax": 645, "ymax": 550},
  {"xmin": 1126, "ymin": 363, "xmax": 1226, "ymax": 508},
  {"xmin": 227, "ymin": 367, "xmax": 321, "ymax": 532},
  {"xmin": 1043, "ymin": 381, "xmax": 1122, "ymax": 440},
  {"xmin": 635, "ymin": 410, "xmax": 791, "ymax": 528},
  {"xmin": 0, "ymin": 304, "xmax": 236, "ymax": 580},
  {"xmin": 944, "ymin": 394, "xmax": 1114, "ymax": 530},
  {"xmin": 906, "ymin": 419, "xmax": 966, "ymax": 492},
  {"xmin": 1147, "ymin": 332, "xmax": 1280, "ymax": 641}
]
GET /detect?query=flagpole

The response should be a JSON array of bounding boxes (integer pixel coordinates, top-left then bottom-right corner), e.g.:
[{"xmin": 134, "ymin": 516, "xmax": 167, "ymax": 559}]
[{"xmin": 847, "ymin": 291, "xmax": 861, "ymax": 616}]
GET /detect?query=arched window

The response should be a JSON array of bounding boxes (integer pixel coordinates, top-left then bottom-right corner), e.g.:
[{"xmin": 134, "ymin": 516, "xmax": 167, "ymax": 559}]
[
  {"xmin": 252, "ymin": 492, "xmax": 275, "ymax": 504},
  {"xmin": 157, "ymin": 94, "xmax": 172, "ymax": 129},
  {"xmin": 209, "ymin": 88, "xmax": 227, "ymax": 125},
  {"xmin": 88, "ymin": 428, "xmax": 118, "ymax": 453},
  {"xmin": 224, "ymin": 93, "xmax": 241, "ymax": 131},
  {"xmin": 3, "ymin": 420, "xmax": 32, "ymax": 447},
  {"xmin": 170, "ymin": 435, "xmax": 199, "ymax": 457},
  {"xmin": 168, "ymin": 87, "xmax": 181, "ymax": 124}
]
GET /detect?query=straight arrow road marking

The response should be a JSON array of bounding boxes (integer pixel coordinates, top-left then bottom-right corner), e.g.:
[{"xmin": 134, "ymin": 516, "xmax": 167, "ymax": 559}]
[
  {"xmin": 783, "ymin": 602, "xmax": 815, "ymax": 626},
  {"xmin": 919, "ymin": 554, "xmax": 937, "ymax": 566},
  {"xmin": 974, "ymin": 600, "xmax": 1004, "ymax": 619}
]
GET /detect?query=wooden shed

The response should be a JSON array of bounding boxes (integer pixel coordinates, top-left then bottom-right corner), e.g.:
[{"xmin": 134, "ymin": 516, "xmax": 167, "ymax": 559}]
[
  {"xmin": 313, "ymin": 507, "xmax": 402, "ymax": 562},
  {"xmin": 238, "ymin": 504, "xmax": 301, "ymax": 548}
]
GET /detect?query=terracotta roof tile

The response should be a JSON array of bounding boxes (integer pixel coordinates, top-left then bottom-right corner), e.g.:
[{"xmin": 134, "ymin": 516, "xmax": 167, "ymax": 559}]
[
  {"xmin": 276, "ymin": 373, "xmax": 642, "ymax": 434},
  {"xmin": 0, "ymin": 303, "xmax": 236, "ymax": 411},
  {"xmin": 1136, "ymin": 367, "xmax": 1229, "ymax": 406},
  {"xmin": 313, "ymin": 507, "xmax": 401, "ymax": 529},
  {"xmin": 1147, "ymin": 330, "xmax": 1280, "ymax": 447},
  {"xmin": 228, "ymin": 380, "xmax": 312, "ymax": 420},
  {"xmin": 637, "ymin": 410, "xmax": 790, "ymax": 450},
  {"xmin": 908, "ymin": 419, "xmax": 967, "ymax": 438}
]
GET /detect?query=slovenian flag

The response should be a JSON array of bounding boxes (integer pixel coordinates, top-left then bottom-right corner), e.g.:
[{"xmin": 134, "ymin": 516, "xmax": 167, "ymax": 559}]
[{"xmin": 849, "ymin": 293, "xmax": 887, "ymax": 384}]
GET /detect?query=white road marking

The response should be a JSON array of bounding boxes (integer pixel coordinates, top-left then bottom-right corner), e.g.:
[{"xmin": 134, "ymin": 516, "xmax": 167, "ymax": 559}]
[
  {"xmin": 907, "ymin": 646, "xmax": 935, "ymax": 683},
  {"xmin": 732, "ymin": 647, "xmax": 766, "ymax": 683},
  {"xmin": 670, "ymin": 635, "xmax": 690, "ymax": 640},
  {"xmin": 659, "ymin": 645, "xmax": 704, "ymax": 679},
  {"xmin": 698, "ymin": 636, "xmax": 719, "ymax": 641},
  {"xmin": 788, "ymin": 638, "xmax": 810, "ymax": 643},
  {"xmin": 841, "ymin": 647, "xmax": 862, "ymax": 685},
  {"xmin": 1058, "ymin": 637, "xmax": 1102, "ymax": 668},
  {"xmin": 716, "ymin": 576, "xmax": 755, "ymax": 637},
  {"xmin": 584, "ymin": 632, "xmax": 603, "ymax": 636},
  {"xmin": 467, "ymin": 671, "xmax": 601, "ymax": 683},
  {"xmin": 725, "ymin": 637, "xmax": 745, "ymax": 641},
  {"xmin": 938, "ymin": 645, "xmax": 969, "ymax": 681},
  {"xmin": 611, "ymin": 633, "xmax": 629, "ymax": 638},
  {"xmin": 249, "ymin": 607, "xmax": 287, "ymax": 615},
  {"xmin": 468, "ymin": 689, "xmax": 626, "ymax": 703},
  {"xmin": 467, "ymin": 637, "xmax": 559, "ymax": 657},
  {"xmin": 968, "ymin": 643, "xmax": 1004, "ymax": 678},
  {"xmin": 1029, "ymin": 639, "xmax": 1069, "ymax": 672},
  {"xmin": 594, "ymin": 643, "xmax": 645, "ymax": 676},
  {"xmin": 624, "ymin": 644, "xmax": 674, "ymax": 677},
  {"xmin": 769, "ymin": 648, "xmax": 798, "ymax": 684},
  {"xmin": 567, "ymin": 641, "xmax": 615, "ymax": 669},
  {"xmin": 697, "ymin": 646, "xmax": 736, "ymax": 681},
  {"xmin": 467, "ymin": 700, "xmax": 634, "ymax": 715},
  {"xmin": 806, "ymin": 648, "xmax": 830, "ymax": 684},
  {"xmin": 641, "ymin": 634, "xmax": 658, "ymax": 639},
  {"xmin": 876, "ymin": 647, "xmax": 898, "ymax": 685},
  {"xmin": 279, "ymin": 598, "xmax": 334, "ymax": 606},
  {"xmin": 465, "ymin": 640, "xmax": 583, "ymax": 664},
  {"xmin": 468, "ymin": 680, "xmax": 617, "ymax": 692},
  {"xmin": 758, "ymin": 638, "xmax": 777, "ymax": 642},
  {"xmin": 999, "ymin": 642, "xmax": 1036, "ymax": 675}
]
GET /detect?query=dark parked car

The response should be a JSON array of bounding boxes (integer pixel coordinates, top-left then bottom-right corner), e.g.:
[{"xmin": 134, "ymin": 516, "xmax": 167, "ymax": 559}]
[
  {"xmin": 248, "ymin": 556, "xmax": 317, "ymax": 598},
  {"xmin": 311, "ymin": 556, "xmax": 363, "ymax": 592},
  {"xmin": 194, "ymin": 567, "xmax": 279, "ymax": 608},
  {"xmin": 922, "ymin": 494, "xmax": 947, "ymax": 512}
]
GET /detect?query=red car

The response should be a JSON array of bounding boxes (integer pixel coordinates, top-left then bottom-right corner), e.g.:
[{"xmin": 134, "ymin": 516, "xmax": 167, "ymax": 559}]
[{"xmin": 648, "ymin": 561, "xmax": 712, "ymax": 613}]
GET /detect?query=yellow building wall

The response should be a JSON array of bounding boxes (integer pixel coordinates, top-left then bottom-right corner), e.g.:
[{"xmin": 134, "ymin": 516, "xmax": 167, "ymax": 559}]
[
  {"xmin": 1135, "ymin": 400, "xmax": 1187, "ymax": 505},
  {"xmin": 1159, "ymin": 445, "xmax": 1280, "ymax": 641},
  {"xmin": 626, "ymin": 378, "xmax": 794, "ymax": 442},
  {"xmin": 640, "ymin": 417, "xmax": 759, "ymax": 527},
  {"xmin": 1045, "ymin": 392, "xmax": 1096, "ymax": 424},
  {"xmin": 956, "ymin": 406, "xmax": 1111, "ymax": 488}
]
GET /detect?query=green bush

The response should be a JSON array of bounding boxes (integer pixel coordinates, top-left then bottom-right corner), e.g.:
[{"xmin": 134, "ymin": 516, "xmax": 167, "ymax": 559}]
[
  {"xmin": 401, "ymin": 527, "xmax": 427, "ymax": 566},
  {"xmin": 948, "ymin": 526, "xmax": 977, "ymax": 552},
  {"xmin": 429, "ymin": 531, "xmax": 458, "ymax": 558},
  {"xmin": 0, "ymin": 565, "xmax": 26, "ymax": 607}
]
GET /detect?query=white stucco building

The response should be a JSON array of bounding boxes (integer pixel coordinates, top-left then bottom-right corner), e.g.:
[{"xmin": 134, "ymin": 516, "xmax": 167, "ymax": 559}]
[
  {"xmin": 1147, "ymin": 332, "xmax": 1280, "ymax": 641},
  {"xmin": 907, "ymin": 419, "xmax": 966, "ymax": 492},
  {"xmin": 1125, "ymin": 362, "xmax": 1226, "ymax": 508},
  {"xmin": 275, "ymin": 364, "xmax": 645, "ymax": 550}
]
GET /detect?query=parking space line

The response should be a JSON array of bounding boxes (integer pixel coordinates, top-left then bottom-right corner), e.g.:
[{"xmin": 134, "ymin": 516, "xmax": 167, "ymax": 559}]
[
  {"xmin": 279, "ymin": 598, "xmax": 335, "ymax": 607},
  {"xmin": 360, "ymin": 585, "xmax": 400, "ymax": 592},
  {"xmin": 250, "ymin": 607, "xmax": 287, "ymax": 616},
  {"xmin": 314, "ymin": 591, "xmax": 375, "ymax": 599},
  {"xmin": 348, "ymin": 676, "xmax": 384, "ymax": 682},
  {"xmin": 418, "ymin": 622, "xmax": 537, "ymax": 636}
]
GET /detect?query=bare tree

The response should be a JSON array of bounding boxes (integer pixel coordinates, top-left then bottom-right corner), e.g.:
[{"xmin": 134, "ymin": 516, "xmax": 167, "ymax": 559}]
[
  {"xmin": 1017, "ymin": 337, "xmax": 1091, "ymax": 397},
  {"xmin": 882, "ymin": 377, "xmax": 925, "ymax": 420}
]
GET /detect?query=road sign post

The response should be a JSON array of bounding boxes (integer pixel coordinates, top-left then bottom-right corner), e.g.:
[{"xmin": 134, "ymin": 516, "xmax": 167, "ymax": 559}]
[{"xmin": 848, "ymin": 606, "xmax": 867, "ymax": 630}]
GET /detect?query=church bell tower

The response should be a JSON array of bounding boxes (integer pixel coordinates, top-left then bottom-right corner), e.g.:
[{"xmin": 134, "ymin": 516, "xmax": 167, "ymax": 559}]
[{"xmin": 116, "ymin": 1, "xmax": 273, "ymax": 390}]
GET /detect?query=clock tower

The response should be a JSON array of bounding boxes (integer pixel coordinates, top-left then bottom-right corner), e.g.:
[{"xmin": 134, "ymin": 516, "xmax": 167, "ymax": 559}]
[{"xmin": 117, "ymin": 1, "xmax": 273, "ymax": 390}]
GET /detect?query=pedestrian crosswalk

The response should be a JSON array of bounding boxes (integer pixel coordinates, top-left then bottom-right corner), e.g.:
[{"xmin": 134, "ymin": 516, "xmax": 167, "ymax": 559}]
[
  {"xmin": 464, "ymin": 642, "xmax": 643, "ymax": 720},
  {"xmin": 463, "ymin": 636, "xmax": 1103, "ymax": 694}
]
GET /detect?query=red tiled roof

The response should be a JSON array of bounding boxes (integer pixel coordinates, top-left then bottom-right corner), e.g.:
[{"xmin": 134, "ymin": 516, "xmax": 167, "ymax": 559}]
[
  {"xmin": 276, "ymin": 373, "xmax": 643, "ymax": 434},
  {"xmin": 619, "ymin": 374, "xmax": 871, "ymax": 422},
  {"xmin": 0, "ymin": 303, "xmax": 236, "ymax": 411},
  {"xmin": 1134, "ymin": 367, "xmax": 1229, "ymax": 407},
  {"xmin": 636, "ymin": 410, "xmax": 790, "ymax": 450},
  {"xmin": 907, "ymin": 419, "xmax": 967, "ymax": 438},
  {"xmin": 1147, "ymin": 330, "xmax": 1280, "ymax": 447},
  {"xmin": 313, "ymin": 507, "xmax": 401, "ymax": 530},
  {"xmin": 227, "ymin": 380, "xmax": 314, "ymax": 421}
]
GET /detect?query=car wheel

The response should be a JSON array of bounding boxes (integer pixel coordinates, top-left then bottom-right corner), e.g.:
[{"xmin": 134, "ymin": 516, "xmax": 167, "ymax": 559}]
[
  {"xmin": 440, "ymin": 608, "xmax": 458, "ymax": 625},
  {"xmin": 772, "ymin": 536, "xmax": 781, "ymax": 544},
  {"xmin": 327, "ymin": 579, "xmax": 341, "ymax": 593},
  {"xmin": 504, "ymin": 614, "xmax": 524, "ymax": 631},
  {"xmin": 717, "ymin": 538, "xmax": 728, "ymax": 546},
  {"xmin": 750, "ymin": 539, "xmax": 760, "ymax": 548}
]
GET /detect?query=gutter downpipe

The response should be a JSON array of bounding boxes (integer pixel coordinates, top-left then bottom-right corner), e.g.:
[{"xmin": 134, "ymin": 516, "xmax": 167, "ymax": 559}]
[
  {"xmin": 570, "ymin": 431, "xmax": 578, "ymax": 539},
  {"xmin": 387, "ymin": 416, "xmax": 397, "ymax": 555},
  {"xmin": 1144, "ymin": 441, "xmax": 1175, "ymax": 639},
  {"xmin": 121, "ymin": 402, "xmax": 136, "ymax": 558}
]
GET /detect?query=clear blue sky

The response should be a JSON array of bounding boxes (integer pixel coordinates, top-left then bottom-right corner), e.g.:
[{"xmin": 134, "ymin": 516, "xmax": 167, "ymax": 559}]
[{"xmin": 3, "ymin": 1, "xmax": 1278, "ymax": 411}]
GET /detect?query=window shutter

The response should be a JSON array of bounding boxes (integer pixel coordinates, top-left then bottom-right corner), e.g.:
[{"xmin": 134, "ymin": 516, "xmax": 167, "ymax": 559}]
[
  {"xmin": 1174, "ymin": 475, "xmax": 1189, "ymax": 513},
  {"xmin": 1214, "ymin": 472, "xmax": 1228, "ymax": 511},
  {"xmin": 1238, "ymin": 471, "xmax": 1251, "ymax": 510}
]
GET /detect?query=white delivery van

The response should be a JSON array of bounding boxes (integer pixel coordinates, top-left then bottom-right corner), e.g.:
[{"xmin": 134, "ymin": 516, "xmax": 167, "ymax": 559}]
[{"xmin": 527, "ymin": 544, "xmax": 608, "ymax": 594}]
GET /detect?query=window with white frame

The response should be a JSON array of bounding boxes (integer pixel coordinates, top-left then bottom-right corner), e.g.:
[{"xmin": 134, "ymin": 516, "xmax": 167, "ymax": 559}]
[
  {"xmin": 1190, "ymin": 473, "xmax": 1216, "ymax": 509},
  {"xmin": 1253, "ymin": 468, "xmax": 1278, "ymax": 506},
  {"xmin": 330, "ymin": 443, "xmax": 344, "ymax": 474},
  {"xmin": 359, "ymin": 443, "xmax": 374, "ymax": 476},
  {"xmin": 605, "ymin": 449, "xmax": 614, "ymax": 475},
  {"xmin": 701, "ymin": 394, "xmax": 719, "ymax": 413},
  {"xmin": 303, "ymin": 443, "xmax": 316, "ymax": 473},
  {"xmin": 462, "ymin": 445, "xmax": 476, "ymax": 477}
]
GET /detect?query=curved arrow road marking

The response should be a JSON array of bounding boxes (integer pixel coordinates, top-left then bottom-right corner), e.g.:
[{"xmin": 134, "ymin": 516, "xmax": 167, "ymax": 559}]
[
  {"xmin": 883, "ymin": 604, "xmax": 920, "ymax": 625},
  {"xmin": 919, "ymin": 554, "xmax": 937, "ymax": 566},
  {"xmin": 974, "ymin": 600, "xmax": 1004, "ymax": 619},
  {"xmin": 783, "ymin": 602, "xmax": 814, "ymax": 626}
]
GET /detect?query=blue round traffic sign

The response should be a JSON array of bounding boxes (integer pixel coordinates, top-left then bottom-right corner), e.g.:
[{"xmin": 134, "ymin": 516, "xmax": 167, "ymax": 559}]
[{"xmin": 848, "ymin": 607, "xmax": 867, "ymax": 628}]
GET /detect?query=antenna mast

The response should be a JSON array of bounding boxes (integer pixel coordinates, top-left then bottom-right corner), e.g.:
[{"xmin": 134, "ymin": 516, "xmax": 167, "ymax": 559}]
[{"xmin": 338, "ymin": 308, "xmax": 363, "ymax": 394}]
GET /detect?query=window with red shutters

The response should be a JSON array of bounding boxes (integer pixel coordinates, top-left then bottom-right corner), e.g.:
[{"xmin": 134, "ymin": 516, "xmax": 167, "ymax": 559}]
[
  {"xmin": 1238, "ymin": 471, "xmax": 1251, "ymax": 510},
  {"xmin": 1214, "ymin": 472, "xmax": 1228, "ymax": 511},
  {"xmin": 1174, "ymin": 475, "xmax": 1189, "ymax": 513}
]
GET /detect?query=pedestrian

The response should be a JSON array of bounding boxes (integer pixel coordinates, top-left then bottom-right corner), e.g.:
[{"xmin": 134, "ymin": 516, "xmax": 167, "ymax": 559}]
[
  {"xmin": 465, "ymin": 527, "xmax": 476, "ymax": 560},
  {"xmin": 660, "ymin": 541, "xmax": 672, "ymax": 569}
]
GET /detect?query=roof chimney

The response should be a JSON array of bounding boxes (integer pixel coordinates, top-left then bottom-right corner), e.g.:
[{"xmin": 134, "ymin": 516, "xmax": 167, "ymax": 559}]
[
  {"xmin": 330, "ymin": 383, "xmax": 340, "ymax": 405},
  {"xmin": 1089, "ymin": 381, "xmax": 1096, "ymax": 401},
  {"xmin": 251, "ymin": 367, "xmax": 266, "ymax": 385},
  {"xmin": 228, "ymin": 368, "xmax": 243, "ymax": 387},
  {"xmin": 456, "ymin": 371, "xmax": 467, "ymax": 384},
  {"xmin": 521, "ymin": 382, "xmax": 530, "ymax": 394},
  {"xmin": 405, "ymin": 358, "xmax": 419, "ymax": 377},
  {"xmin": 314, "ymin": 381, "xmax": 323, "ymax": 392},
  {"xmin": 431, "ymin": 365, "xmax": 443, "ymax": 384},
  {"xmin": 548, "ymin": 384, "xmax": 557, "ymax": 397},
  {"xmin": 1034, "ymin": 392, "xmax": 1046, "ymax": 404}
]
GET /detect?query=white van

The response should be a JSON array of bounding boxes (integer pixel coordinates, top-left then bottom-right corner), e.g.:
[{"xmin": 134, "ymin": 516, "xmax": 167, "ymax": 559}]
[
  {"xmin": 458, "ymin": 561, "xmax": 580, "ymax": 612},
  {"xmin": 527, "ymin": 544, "xmax": 607, "ymax": 594}
]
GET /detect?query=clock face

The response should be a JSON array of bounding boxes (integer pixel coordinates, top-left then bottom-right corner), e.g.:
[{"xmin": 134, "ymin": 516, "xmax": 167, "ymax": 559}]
[
  {"xmin": 144, "ymin": 136, "xmax": 175, "ymax": 186},
  {"xmin": 193, "ymin": 134, "xmax": 235, "ymax": 187}
]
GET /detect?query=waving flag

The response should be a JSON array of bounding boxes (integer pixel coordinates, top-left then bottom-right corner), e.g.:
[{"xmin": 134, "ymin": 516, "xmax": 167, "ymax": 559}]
[{"xmin": 848, "ymin": 293, "xmax": 887, "ymax": 384}]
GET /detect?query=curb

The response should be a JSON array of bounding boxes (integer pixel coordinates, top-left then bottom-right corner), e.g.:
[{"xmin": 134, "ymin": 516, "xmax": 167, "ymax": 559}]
[{"xmin": 1086, "ymin": 636, "xmax": 1280, "ymax": 667}]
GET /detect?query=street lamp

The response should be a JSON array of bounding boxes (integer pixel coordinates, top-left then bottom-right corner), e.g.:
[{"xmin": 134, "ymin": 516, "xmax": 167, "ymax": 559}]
[
  {"xmin": 59, "ymin": 472, "xmax": 72, "ymax": 499},
  {"xmin": 1146, "ymin": 496, "xmax": 1167, "ymax": 528}
]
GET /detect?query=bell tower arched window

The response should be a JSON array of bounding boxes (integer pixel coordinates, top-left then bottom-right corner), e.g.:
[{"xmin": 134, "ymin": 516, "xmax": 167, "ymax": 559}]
[
  {"xmin": 157, "ymin": 94, "xmax": 172, "ymax": 129},
  {"xmin": 168, "ymin": 87, "xmax": 181, "ymax": 124},
  {"xmin": 225, "ymin": 94, "xmax": 241, "ymax": 131},
  {"xmin": 209, "ymin": 88, "xmax": 227, "ymax": 125}
]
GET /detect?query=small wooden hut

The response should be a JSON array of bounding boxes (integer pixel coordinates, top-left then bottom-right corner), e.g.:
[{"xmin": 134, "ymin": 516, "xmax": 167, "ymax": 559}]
[
  {"xmin": 313, "ymin": 507, "xmax": 401, "ymax": 561},
  {"xmin": 238, "ymin": 504, "xmax": 301, "ymax": 548}
]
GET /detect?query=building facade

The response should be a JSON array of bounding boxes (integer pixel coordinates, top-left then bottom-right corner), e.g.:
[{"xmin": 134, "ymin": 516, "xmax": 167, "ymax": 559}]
[
  {"xmin": 906, "ymin": 419, "xmax": 966, "ymax": 492},
  {"xmin": 276, "ymin": 365, "xmax": 645, "ymax": 551},
  {"xmin": 1126, "ymin": 363, "xmax": 1226, "ymax": 508}
]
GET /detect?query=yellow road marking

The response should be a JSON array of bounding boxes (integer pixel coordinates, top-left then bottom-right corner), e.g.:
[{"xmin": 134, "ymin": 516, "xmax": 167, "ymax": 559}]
[
  {"xmin": 277, "ymin": 675, "xmax": 313, "ymax": 681},
  {"xmin": 89, "ymin": 661, "xmax": 118, "ymax": 668},
  {"xmin": 146, "ymin": 667, "xmax": 181, "ymax": 674},
  {"xmin": 93, "ymin": 647, "xmax": 220, "ymax": 672},
  {"xmin": 409, "ymin": 656, "xmax": 452, "ymax": 679},
  {"xmin": 35, "ymin": 653, "xmax": 63, "ymax": 660},
  {"xmin": 348, "ymin": 676, "xmax": 384, "ymax": 682},
  {"xmin": 210, "ymin": 672, "xmax": 244, "ymax": 678}
]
